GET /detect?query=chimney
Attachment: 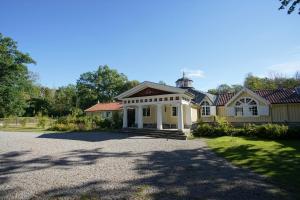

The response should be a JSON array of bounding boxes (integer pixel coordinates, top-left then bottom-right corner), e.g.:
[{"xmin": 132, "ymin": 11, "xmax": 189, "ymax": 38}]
[{"xmin": 295, "ymin": 86, "xmax": 300, "ymax": 95}]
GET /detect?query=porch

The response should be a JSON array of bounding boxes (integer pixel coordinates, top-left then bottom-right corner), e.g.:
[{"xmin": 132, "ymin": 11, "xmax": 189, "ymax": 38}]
[{"xmin": 122, "ymin": 101, "xmax": 193, "ymax": 131}]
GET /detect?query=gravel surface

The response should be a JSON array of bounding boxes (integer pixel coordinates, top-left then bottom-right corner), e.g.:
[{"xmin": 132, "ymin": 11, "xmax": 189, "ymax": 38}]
[{"xmin": 0, "ymin": 131, "xmax": 292, "ymax": 200}]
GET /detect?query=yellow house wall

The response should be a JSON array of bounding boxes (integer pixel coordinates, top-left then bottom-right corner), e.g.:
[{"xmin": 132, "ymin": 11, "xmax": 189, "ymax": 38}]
[
  {"xmin": 287, "ymin": 103, "xmax": 300, "ymax": 122},
  {"xmin": 142, "ymin": 105, "xmax": 191, "ymax": 126},
  {"xmin": 143, "ymin": 105, "xmax": 157, "ymax": 124},
  {"xmin": 217, "ymin": 106, "xmax": 271, "ymax": 123},
  {"xmin": 191, "ymin": 107, "xmax": 198, "ymax": 122},
  {"xmin": 163, "ymin": 105, "xmax": 179, "ymax": 125},
  {"xmin": 271, "ymin": 103, "xmax": 300, "ymax": 122},
  {"xmin": 216, "ymin": 104, "xmax": 300, "ymax": 123},
  {"xmin": 138, "ymin": 103, "xmax": 300, "ymax": 125}
]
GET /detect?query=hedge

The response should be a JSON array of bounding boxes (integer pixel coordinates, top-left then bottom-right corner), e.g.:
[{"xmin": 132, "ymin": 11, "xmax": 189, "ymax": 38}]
[{"xmin": 192, "ymin": 118, "xmax": 299, "ymax": 139}]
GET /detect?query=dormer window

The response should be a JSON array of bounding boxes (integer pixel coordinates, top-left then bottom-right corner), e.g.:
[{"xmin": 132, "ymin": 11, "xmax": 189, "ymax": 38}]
[{"xmin": 201, "ymin": 101, "xmax": 211, "ymax": 116}]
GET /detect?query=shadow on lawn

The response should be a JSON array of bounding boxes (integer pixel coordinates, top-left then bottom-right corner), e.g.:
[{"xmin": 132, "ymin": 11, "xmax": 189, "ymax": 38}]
[
  {"xmin": 210, "ymin": 137, "xmax": 300, "ymax": 194},
  {"xmin": 1, "ymin": 147, "xmax": 291, "ymax": 199}
]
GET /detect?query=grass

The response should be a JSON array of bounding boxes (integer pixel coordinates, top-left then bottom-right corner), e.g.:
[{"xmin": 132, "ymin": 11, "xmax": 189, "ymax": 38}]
[
  {"xmin": 206, "ymin": 136, "xmax": 300, "ymax": 194},
  {"xmin": 0, "ymin": 125, "xmax": 120, "ymax": 133},
  {"xmin": 0, "ymin": 126, "xmax": 48, "ymax": 132}
]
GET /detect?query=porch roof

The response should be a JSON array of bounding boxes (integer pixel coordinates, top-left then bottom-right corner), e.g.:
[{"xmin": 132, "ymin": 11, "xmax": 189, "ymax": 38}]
[{"xmin": 115, "ymin": 81, "xmax": 194, "ymax": 100}]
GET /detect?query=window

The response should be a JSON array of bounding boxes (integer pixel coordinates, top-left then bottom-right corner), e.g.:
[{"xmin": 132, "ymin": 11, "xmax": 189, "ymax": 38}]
[
  {"xmin": 164, "ymin": 97, "xmax": 168, "ymax": 101},
  {"xmin": 172, "ymin": 107, "xmax": 177, "ymax": 116},
  {"xmin": 140, "ymin": 99, "xmax": 143, "ymax": 103},
  {"xmin": 175, "ymin": 96, "xmax": 179, "ymax": 100},
  {"xmin": 154, "ymin": 98, "xmax": 157, "ymax": 102},
  {"xmin": 234, "ymin": 97, "xmax": 258, "ymax": 116},
  {"xmin": 235, "ymin": 107, "xmax": 243, "ymax": 116},
  {"xmin": 159, "ymin": 98, "xmax": 163, "ymax": 101},
  {"xmin": 149, "ymin": 99, "xmax": 152, "ymax": 102},
  {"xmin": 124, "ymin": 101, "xmax": 127, "ymax": 104},
  {"xmin": 106, "ymin": 111, "xmax": 111, "ymax": 118},
  {"xmin": 170, "ymin": 97, "xmax": 174, "ymax": 101},
  {"xmin": 201, "ymin": 101, "xmax": 211, "ymax": 116},
  {"xmin": 249, "ymin": 106, "xmax": 258, "ymax": 116},
  {"xmin": 145, "ymin": 99, "xmax": 148, "ymax": 102},
  {"xmin": 143, "ymin": 107, "xmax": 151, "ymax": 116},
  {"xmin": 136, "ymin": 100, "xmax": 139, "ymax": 103}
]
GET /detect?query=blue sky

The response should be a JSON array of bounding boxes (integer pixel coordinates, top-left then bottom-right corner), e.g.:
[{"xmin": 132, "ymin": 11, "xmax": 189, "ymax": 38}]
[{"xmin": 1, "ymin": 0, "xmax": 300, "ymax": 91}]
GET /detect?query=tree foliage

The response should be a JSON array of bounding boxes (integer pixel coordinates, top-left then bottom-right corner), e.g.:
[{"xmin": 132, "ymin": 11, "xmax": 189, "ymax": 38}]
[
  {"xmin": 244, "ymin": 73, "xmax": 300, "ymax": 90},
  {"xmin": 208, "ymin": 72, "xmax": 300, "ymax": 94},
  {"xmin": 208, "ymin": 84, "xmax": 243, "ymax": 94},
  {"xmin": 0, "ymin": 33, "xmax": 36, "ymax": 117},
  {"xmin": 76, "ymin": 65, "xmax": 139, "ymax": 109},
  {"xmin": 279, "ymin": 0, "xmax": 300, "ymax": 14}
]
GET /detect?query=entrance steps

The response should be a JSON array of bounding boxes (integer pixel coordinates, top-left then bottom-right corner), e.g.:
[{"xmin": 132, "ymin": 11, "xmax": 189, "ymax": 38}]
[{"xmin": 120, "ymin": 128, "xmax": 187, "ymax": 140}]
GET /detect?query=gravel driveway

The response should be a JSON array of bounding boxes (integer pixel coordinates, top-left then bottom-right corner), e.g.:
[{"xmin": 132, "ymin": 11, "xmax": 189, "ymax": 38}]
[{"xmin": 0, "ymin": 131, "xmax": 292, "ymax": 200}]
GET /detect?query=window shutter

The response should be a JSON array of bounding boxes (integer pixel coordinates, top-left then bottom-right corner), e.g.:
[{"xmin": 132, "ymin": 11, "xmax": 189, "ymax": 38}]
[
  {"xmin": 210, "ymin": 106, "xmax": 216, "ymax": 116},
  {"xmin": 226, "ymin": 107, "xmax": 235, "ymax": 116},
  {"xmin": 258, "ymin": 106, "xmax": 269, "ymax": 116}
]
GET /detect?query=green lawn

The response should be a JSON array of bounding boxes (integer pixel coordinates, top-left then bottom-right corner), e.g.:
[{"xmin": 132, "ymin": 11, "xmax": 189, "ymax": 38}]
[{"xmin": 206, "ymin": 136, "xmax": 300, "ymax": 194}]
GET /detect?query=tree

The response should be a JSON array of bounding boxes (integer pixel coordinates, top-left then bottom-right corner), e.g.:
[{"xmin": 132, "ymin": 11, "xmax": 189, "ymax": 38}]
[
  {"xmin": 76, "ymin": 65, "xmax": 139, "ymax": 109},
  {"xmin": 158, "ymin": 80, "xmax": 166, "ymax": 85},
  {"xmin": 279, "ymin": 0, "xmax": 300, "ymax": 14},
  {"xmin": 52, "ymin": 84, "xmax": 77, "ymax": 116},
  {"xmin": 0, "ymin": 33, "xmax": 36, "ymax": 117},
  {"xmin": 244, "ymin": 73, "xmax": 299, "ymax": 90},
  {"xmin": 207, "ymin": 84, "xmax": 243, "ymax": 94}
]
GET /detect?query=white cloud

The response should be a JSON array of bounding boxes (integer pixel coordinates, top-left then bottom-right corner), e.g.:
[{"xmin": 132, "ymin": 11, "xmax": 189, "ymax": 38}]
[
  {"xmin": 181, "ymin": 68, "xmax": 205, "ymax": 78},
  {"xmin": 267, "ymin": 61, "xmax": 300, "ymax": 76}
]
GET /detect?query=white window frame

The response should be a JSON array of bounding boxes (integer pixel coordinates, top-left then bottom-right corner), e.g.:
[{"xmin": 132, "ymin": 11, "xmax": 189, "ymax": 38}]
[
  {"xmin": 143, "ymin": 107, "xmax": 151, "ymax": 117},
  {"xmin": 171, "ymin": 106, "xmax": 177, "ymax": 117},
  {"xmin": 200, "ymin": 101, "xmax": 211, "ymax": 116},
  {"xmin": 234, "ymin": 97, "xmax": 258, "ymax": 117}
]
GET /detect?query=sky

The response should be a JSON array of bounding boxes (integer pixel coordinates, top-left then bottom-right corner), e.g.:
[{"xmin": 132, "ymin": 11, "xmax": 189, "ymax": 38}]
[{"xmin": 1, "ymin": 0, "xmax": 300, "ymax": 91}]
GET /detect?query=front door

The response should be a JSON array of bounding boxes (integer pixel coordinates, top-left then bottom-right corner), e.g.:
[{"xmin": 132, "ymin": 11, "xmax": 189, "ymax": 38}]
[{"xmin": 127, "ymin": 108, "xmax": 135, "ymax": 127}]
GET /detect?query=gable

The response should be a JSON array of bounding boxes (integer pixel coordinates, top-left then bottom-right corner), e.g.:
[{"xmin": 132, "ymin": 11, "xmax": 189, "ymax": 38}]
[
  {"xmin": 128, "ymin": 87, "xmax": 174, "ymax": 97},
  {"xmin": 115, "ymin": 81, "xmax": 193, "ymax": 100},
  {"xmin": 226, "ymin": 89, "xmax": 269, "ymax": 107}
]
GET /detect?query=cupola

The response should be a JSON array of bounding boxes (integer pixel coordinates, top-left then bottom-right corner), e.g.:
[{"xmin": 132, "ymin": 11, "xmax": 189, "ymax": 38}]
[{"xmin": 175, "ymin": 72, "xmax": 193, "ymax": 88}]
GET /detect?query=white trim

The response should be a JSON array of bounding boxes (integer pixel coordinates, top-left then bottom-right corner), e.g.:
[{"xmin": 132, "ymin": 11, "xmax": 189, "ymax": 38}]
[
  {"xmin": 122, "ymin": 94, "xmax": 193, "ymax": 106},
  {"xmin": 199, "ymin": 97, "xmax": 213, "ymax": 106},
  {"xmin": 225, "ymin": 88, "xmax": 269, "ymax": 107}
]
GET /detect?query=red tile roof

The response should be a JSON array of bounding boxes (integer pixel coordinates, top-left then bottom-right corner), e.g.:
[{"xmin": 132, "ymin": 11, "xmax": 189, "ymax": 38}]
[
  {"xmin": 216, "ymin": 88, "xmax": 300, "ymax": 106},
  {"xmin": 85, "ymin": 102, "xmax": 122, "ymax": 112}
]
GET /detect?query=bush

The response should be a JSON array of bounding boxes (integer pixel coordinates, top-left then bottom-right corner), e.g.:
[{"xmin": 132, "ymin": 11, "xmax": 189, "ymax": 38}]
[
  {"xmin": 48, "ymin": 113, "xmax": 120, "ymax": 131},
  {"xmin": 193, "ymin": 123, "xmax": 215, "ymax": 137},
  {"xmin": 287, "ymin": 126, "xmax": 300, "ymax": 138},
  {"xmin": 49, "ymin": 123, "xmax": 78, "ymax": 131},
  {"xmin": 37, "ymin": 115, "xmax": 48, "ymax": 129},
  {"xmin": 112, "ymin": 112, "xmax": 122, "ymax": 129},
  {"xmin": 244, "ymin": 124, "xmax": 288, "ymax": 139},
  {"xmin": 20, "ymin": 118, "xmax": 27, "ymax": 128},
  {"xmin": 192, "ymin": 120, "xmax": 295, "ymax": 139}
]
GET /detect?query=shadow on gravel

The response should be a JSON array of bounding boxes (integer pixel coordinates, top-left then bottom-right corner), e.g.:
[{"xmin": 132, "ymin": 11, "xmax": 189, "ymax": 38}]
[
  {"xmin": 37, "ymin": 132, "xmax": 132, "ymax": 142},
  {"xmin": 1, "ymin": 147, "xmax": 291, "ymax": 199}
]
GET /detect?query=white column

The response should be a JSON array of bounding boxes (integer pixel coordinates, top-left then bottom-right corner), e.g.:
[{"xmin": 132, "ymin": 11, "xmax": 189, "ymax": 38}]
[
  {"xmin": 135, "ymin": 107, "xmax": 138, "ymax": 126},
  {"xmin": 177, "ymin": 104, "xmax": 184, "ymax": 130},
  {"xmin": 156, "ymin": 104, "xmax": 163, "ymax": 130},
  {"xmin": 186, "ymin": 105, "xmax": 192, "ymax": 126},
  {"xmin": 123, "ymin": 106, "xmax": 128, "ymax": 128},
  {"xmin": 138, "ymin": 105, "xmax": 143, "ymax": 128}
]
